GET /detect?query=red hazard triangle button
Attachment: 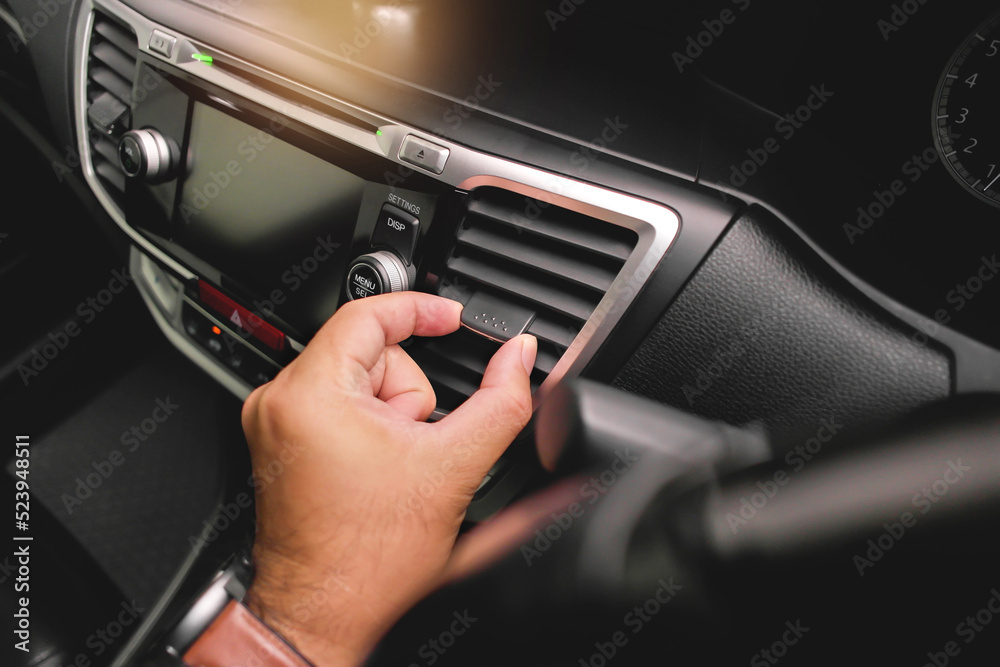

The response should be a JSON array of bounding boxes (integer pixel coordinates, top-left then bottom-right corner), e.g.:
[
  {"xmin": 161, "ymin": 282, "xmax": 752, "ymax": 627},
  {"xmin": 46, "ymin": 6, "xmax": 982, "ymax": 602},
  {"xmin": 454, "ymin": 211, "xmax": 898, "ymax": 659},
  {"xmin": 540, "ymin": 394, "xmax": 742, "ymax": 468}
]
[{"xmin": 198, "ymin": 280, "xmax": 286, "ymax": 351}]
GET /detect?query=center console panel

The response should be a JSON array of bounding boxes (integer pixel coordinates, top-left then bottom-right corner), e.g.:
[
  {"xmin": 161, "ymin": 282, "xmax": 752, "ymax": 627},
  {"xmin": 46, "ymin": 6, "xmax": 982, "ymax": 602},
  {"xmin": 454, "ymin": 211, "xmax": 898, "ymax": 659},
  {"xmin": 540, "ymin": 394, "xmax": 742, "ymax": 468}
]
[{"xmin": 75, "ymin": 2, "xmax": 686, "ymax": 416}]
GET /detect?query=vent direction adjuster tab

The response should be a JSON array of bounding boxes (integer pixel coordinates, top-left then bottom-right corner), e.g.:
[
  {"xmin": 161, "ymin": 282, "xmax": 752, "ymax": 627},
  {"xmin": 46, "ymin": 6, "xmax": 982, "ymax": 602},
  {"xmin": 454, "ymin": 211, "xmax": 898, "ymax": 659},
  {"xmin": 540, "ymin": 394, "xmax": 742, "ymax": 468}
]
[{"xmin": 461, "ymin": 291, "xmax": 535, "ymax": 343}]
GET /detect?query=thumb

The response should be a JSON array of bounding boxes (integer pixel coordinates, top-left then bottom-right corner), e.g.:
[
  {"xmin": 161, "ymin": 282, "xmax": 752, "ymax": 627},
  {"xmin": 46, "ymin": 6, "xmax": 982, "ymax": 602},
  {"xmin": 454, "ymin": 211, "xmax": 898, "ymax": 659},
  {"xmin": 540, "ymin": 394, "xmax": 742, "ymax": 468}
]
[{"xmin": 431, "ymin": 334, "xmax": 537, "ymax": 475}]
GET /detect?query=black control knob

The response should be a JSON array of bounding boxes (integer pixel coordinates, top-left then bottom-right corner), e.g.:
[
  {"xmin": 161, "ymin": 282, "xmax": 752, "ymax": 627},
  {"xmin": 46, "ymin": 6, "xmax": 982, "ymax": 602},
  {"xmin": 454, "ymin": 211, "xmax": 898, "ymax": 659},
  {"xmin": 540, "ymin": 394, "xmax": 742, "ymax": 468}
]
[
  {"xmin": 345, "ymin": 251, "xmax": 409, "ymax": 301},
  {"xmin": 119, "ymin": 128, "xmax": 175, "ymax": 182}
]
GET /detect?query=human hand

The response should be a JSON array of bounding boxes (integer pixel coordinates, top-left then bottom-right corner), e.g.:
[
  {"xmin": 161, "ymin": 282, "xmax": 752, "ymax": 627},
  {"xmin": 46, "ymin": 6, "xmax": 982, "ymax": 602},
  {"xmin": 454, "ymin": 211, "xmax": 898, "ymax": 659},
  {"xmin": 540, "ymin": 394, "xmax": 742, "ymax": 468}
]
[{"xmin": 240, "ymin": 292, "xmax": 536, "ymax": 666}]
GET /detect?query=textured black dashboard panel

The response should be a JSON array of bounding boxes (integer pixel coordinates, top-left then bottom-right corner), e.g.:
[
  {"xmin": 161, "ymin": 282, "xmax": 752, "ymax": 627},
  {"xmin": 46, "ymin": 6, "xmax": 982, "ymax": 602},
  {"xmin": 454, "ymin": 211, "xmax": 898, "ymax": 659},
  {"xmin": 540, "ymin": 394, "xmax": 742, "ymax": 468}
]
[{"xmin": 614, "ymin": 206, "xmax": 952, "ymax": 452}]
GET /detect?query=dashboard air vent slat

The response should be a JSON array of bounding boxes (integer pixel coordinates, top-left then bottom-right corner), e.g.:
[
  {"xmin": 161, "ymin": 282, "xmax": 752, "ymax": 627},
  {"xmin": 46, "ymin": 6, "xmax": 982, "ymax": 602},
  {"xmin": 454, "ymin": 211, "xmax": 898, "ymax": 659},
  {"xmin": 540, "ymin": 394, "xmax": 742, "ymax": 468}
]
[
  {"xmin": 466, "ymin": 195, "xmax": 634, "ymax": 263},
  {"xmin": 414, "ymin": 186, "xmax": 638, "ymax": 411},
  {"xmin": 455, "ymin": 223, "xmax": 617, "ymax": 293},
  {"xmin": 532, "ymin": 347, "xmax": 559, "ymax": 375},
  {"xmin": 421, "ymin": 337, "xmax": 492, "ymax": 378},
  {"xmin": 408, "ymin": 333, "xmax": 492, "ymax": 410},
  {"xmin": 524, "ymin": 315, "xmax": 577, "ymax": 350},
  {"xmin": 91, "ymin": 41, "xmax": 137, "ymax": 84},
  {"xmin": 93, "ymin": 16, "xmax": 139, "ymax": 56},
  {"xmin": 92, "ymin": 134, "xmax": 120, "ymax": 165},
  {"xmin": 448, "ymin": 253, "xmax": 599, "ymax": 322},
  {"xmin": 89, "ymin": 66, "xmax": 133, "ymax": 106},
  {"xmin": 84, "ymin": 12, "xmax": 138, "ymax": 211}
]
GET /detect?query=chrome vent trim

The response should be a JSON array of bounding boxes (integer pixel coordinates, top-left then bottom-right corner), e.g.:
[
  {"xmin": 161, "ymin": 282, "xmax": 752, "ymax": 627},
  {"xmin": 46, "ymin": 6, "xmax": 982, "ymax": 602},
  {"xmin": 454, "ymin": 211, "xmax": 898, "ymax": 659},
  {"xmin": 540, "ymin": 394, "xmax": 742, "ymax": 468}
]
[{"xmin": 411, "ymin": 187, "xmax": 639, "ymax": 410}]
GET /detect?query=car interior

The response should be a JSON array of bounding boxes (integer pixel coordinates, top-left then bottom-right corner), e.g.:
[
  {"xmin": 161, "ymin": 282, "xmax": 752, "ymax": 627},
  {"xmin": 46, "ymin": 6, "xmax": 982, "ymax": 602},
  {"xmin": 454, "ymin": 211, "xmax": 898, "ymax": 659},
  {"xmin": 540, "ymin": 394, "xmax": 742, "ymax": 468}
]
[{"xmin": 2, "ymin": 0, "xmax": 1000, "ymax": 665}]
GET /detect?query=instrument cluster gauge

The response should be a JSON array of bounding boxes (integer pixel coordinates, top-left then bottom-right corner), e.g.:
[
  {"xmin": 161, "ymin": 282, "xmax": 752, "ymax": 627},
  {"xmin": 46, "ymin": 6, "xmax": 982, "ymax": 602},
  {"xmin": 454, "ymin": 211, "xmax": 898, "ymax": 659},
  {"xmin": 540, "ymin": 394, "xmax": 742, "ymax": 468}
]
[{"xmin": 933, "ymin": 10, "xmax": 1000, "ymax": 209}]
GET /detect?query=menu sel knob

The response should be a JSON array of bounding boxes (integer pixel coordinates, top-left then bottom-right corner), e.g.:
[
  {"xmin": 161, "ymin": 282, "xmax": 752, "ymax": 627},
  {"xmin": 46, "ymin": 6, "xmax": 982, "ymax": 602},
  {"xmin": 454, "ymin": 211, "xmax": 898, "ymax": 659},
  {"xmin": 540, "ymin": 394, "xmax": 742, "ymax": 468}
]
[{"xmin": 345, "ymin": 251, "xmax": 409, "ymax": 301}]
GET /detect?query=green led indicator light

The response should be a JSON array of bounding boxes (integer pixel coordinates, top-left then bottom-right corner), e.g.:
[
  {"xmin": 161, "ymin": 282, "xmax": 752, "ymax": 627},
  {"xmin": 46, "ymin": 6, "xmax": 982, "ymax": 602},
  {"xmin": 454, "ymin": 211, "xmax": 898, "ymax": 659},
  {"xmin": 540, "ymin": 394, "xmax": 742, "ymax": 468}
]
[
  {"xmin": 192, "ymin": 53, "xmax": 213, "ymax": 63},
  {"xmin": 376, "ymin": 130, "xmax": 383, "ymax": 136}
]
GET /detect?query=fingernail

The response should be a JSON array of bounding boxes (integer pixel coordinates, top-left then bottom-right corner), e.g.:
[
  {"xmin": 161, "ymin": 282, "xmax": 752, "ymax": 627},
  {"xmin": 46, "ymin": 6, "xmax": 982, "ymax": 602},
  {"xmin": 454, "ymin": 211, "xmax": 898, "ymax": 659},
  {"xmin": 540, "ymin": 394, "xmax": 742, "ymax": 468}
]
[{"xmin": 520, "ymin": 335, "xmax": 537, "ymax": 375}]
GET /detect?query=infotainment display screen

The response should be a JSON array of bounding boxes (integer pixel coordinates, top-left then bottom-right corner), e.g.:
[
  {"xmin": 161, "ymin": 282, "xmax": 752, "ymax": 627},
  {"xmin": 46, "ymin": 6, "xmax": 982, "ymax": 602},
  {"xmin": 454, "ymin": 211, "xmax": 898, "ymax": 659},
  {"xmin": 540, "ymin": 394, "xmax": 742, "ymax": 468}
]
[
  {"xmin": 125, "ymin": 59, "xmax": 449, "ymax": 341},
  {"xmin": 171, "ymin": 101, "xmax": 365, "ymax": 333}
]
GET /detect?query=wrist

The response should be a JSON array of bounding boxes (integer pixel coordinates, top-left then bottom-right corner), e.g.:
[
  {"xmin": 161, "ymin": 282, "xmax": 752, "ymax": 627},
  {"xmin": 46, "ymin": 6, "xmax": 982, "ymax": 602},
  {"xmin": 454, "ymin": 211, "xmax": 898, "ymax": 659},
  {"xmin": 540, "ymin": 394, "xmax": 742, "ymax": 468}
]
[
  {"xmin": 247, "ymin": 524, "xmax": 456, "ymax": 664},
  {"xmin": 246, "ymin": 547, "xmax": 385, "ymax": 667},
  {"xmin": 244, "ymin": 583, "xmax": 370, "ymax": 667},
  {"xmin": 164, "ymin": 559, "xmax": 317, "ymax": 667}
]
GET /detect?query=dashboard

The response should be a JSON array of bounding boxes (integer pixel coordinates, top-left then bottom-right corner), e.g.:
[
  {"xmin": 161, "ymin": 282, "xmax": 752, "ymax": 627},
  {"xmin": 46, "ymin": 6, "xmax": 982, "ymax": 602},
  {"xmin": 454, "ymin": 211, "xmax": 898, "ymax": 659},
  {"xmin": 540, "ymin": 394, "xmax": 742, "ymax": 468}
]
[
  {"xmin": 2, "ymin": 0, "xmax": 1000, "ymax": 665},
  {"xmin": 61, "ymin": 0, "xmax": 1000, "ymax": 442},
  {"xmin": 74, "ymin": 0, "xmax": 690, "ymax": 409}
]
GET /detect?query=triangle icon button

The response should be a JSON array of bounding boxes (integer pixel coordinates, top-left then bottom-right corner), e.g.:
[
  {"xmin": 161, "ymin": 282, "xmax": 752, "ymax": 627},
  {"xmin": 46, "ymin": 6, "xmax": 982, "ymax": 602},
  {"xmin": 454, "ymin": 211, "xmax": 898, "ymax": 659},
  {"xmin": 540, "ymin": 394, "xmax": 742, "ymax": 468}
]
[{"xmin": 230, "ymin": 310, "xmax": 243, "ymax": 328}]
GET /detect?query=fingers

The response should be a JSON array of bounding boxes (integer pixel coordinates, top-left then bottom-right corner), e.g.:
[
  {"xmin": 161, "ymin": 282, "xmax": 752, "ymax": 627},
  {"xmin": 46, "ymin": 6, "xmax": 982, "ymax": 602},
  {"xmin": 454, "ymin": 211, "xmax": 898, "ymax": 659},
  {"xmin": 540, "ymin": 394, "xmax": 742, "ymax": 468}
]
[
  {"xmin": 378, "ymin": 345, "xmax": 438, "ymax": 421},
  {"xmin": 290, "ymin": 292, "xmax": 462, "ymax": 393},
  {"xmin": 431, "ymin": 334, "xmax": 537, "ymax": 472},
  {"xmin": 241, "ymin": 383, "xmax": 264, "ymax": 438}
]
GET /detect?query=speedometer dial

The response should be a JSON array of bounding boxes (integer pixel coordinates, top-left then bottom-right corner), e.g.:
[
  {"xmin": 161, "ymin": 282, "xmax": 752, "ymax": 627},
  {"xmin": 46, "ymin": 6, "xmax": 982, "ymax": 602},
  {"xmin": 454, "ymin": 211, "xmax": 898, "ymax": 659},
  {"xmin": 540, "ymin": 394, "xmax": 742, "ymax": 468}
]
[{"xmin": 933, "ymin": 11, "xmax": 1000, "ymax": 209}]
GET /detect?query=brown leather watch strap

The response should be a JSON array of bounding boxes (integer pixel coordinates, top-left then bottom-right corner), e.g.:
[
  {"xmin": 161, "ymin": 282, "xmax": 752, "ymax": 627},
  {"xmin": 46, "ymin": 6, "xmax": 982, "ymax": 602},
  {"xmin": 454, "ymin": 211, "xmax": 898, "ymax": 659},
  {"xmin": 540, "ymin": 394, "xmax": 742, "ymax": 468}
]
[{"xmin": 183, "ymin": 599, "xmax": 313, "ymax": 667}]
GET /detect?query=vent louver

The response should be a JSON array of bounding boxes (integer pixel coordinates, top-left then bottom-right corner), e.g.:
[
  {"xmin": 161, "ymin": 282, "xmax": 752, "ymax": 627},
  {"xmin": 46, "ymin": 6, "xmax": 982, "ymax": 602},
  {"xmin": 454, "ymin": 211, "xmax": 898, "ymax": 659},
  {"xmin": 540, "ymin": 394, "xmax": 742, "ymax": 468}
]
[
  {"xmin": 409, "ymin": 187, "xmax": 638, "ymax": 411},
  {"xmin": 84, "ymin": 11, "xmax": 138, "ymax": 211}
]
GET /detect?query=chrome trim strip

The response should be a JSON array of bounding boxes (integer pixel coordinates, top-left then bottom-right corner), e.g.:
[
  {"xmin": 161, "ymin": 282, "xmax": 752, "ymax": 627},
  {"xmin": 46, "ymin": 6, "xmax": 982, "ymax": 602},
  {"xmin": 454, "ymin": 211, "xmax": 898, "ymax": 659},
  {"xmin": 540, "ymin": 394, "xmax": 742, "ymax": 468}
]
[
  {"xmin": 73, "ymin": 0, "xmax": 196, "ymax": 282},
  {"xmin": 79, "ymin": 0, "xmax": 681, "ymax": 407},
  {"xmin": 0, "ymin": 5, "xmax": 26, "ymax": 44},
  {"xmin": 131, "ymin": 249, "xmax": 253, "ymax": 399}
]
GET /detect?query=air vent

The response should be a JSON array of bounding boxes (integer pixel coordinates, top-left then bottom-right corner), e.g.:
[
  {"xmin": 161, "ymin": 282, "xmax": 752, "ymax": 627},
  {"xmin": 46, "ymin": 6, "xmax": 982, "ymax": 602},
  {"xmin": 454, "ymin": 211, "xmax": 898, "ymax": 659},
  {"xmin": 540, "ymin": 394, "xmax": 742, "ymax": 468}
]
[
  {"xmin": 409, "ymin": 187, "xmax": 638, "ymax": 411},
  {"xmin": 84, "ymin": 11, "xmax": 138, "ymax": 211}
]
